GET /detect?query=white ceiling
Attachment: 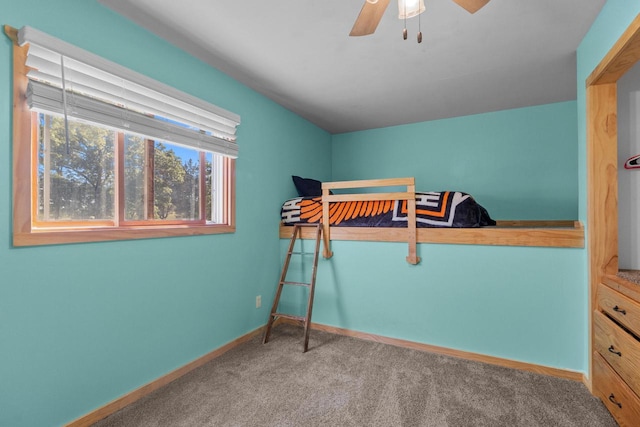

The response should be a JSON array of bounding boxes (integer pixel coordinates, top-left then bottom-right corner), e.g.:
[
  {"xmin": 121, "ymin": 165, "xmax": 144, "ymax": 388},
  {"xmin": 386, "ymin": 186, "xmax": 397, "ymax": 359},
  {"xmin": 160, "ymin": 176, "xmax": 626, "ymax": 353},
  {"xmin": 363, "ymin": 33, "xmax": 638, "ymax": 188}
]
[{"xmin": 99, "ymin": 0, "xmax": 607, "ymax": 134}]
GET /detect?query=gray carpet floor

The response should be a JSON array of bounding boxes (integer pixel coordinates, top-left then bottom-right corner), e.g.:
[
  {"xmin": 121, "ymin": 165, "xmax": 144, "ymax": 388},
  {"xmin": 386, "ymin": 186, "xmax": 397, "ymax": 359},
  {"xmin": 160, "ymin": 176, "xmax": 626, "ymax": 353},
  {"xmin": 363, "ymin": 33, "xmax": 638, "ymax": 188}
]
[
  {"xmin": 93, "ymin": 324, "xmax": 617, "ymax": 426},
  {"xmin": 618, "ymin": 269, "xmax": 640, "ymax": 285}
]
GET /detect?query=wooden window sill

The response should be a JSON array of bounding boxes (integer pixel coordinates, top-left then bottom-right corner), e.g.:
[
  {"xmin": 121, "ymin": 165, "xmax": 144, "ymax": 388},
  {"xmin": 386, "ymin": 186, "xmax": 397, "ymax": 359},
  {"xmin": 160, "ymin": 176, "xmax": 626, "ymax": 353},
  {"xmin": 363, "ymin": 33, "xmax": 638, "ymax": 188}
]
[{"xmin": 14, "ymin": 224, "xmax": 235, "ymax": 247}]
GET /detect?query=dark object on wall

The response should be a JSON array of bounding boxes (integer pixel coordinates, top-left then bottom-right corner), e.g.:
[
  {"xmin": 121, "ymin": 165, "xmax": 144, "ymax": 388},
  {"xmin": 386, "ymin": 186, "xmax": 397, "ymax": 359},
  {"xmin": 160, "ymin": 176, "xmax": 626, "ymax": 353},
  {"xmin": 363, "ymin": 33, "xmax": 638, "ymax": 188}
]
[{"xmin": 624, "ymin": 154, "xmax": 640, "ymax": 169}]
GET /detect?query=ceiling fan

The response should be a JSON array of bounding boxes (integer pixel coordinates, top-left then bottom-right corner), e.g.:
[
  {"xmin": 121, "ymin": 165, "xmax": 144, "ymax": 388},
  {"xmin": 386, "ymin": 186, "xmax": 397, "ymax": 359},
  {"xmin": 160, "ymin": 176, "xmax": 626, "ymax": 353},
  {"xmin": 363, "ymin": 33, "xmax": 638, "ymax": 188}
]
[{"xmin": 350, "ymin": 0, "xmax": 490, "ymax": 37}]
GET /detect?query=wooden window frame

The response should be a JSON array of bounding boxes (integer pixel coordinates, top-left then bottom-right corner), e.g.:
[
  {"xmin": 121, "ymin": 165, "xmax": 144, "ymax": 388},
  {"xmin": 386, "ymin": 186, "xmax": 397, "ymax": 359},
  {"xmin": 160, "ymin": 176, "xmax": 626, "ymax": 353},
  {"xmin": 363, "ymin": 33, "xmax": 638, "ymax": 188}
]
[{"xmin": 7, "ymin": 26, "xmax": 236, "ymax": 246}]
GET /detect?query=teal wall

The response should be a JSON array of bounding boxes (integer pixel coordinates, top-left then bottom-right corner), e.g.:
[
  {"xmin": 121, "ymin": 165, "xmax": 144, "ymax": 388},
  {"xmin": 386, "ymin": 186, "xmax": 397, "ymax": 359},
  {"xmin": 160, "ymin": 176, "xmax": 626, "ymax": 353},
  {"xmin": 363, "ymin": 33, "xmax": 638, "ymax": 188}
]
[
  {"xmin": 283, "ymin": 102, "xmax": 586, "ymax": 374},
  {"xmin": 283, "ymin": 239, "xmax": 585, "ymax": 370},
  {"xmin": 0, "ymin": 1, "xmax": 331, "ymax": 426},
  {"xmin": 332, "ymin": 101, "xmax": 579, "ymax": 220}
]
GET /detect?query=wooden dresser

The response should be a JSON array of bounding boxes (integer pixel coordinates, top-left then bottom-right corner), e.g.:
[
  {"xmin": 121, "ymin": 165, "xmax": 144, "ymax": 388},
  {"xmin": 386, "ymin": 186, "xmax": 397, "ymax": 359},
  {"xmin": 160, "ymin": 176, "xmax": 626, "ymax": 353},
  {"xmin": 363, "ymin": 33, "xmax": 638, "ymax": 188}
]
[{"xmin": 593, "ymin": 275, "xmax": 640, "ymax": 426}]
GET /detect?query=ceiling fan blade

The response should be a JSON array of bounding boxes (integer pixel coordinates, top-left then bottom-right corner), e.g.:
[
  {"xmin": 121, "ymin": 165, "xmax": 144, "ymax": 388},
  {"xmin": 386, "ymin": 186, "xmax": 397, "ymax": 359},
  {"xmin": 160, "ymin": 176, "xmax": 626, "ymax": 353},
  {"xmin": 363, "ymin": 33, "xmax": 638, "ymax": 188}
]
[
  {"xmin": 451, "ymin": 0, "xmax": 490, "ymax": 14},
  {"xmin": 349, "ymin": 0, "xmax": 391, "ymax": 37}
]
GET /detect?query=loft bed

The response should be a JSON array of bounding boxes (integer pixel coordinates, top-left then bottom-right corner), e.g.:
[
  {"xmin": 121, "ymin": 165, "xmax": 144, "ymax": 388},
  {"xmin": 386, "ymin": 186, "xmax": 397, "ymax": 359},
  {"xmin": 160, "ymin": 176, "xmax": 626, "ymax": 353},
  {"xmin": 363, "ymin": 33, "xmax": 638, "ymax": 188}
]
[{"xmin": 279, "ymin": 177, "xmax": 584, "ymax": 265}]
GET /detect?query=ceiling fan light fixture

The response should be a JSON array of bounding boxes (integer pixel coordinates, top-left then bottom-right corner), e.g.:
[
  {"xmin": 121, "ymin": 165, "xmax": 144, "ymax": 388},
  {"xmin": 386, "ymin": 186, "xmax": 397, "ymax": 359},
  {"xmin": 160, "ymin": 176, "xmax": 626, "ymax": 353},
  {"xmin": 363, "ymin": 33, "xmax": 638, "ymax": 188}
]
[{"xmin": 397, "ymin": 0, "xmax": 425, "ymax": 19}]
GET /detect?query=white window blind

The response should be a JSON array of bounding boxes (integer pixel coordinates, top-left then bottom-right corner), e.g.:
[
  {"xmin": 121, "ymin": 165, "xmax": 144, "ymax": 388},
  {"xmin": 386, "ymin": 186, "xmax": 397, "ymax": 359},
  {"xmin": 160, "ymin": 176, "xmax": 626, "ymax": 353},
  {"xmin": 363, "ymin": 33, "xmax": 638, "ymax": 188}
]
[{"xmin": 18, "ymin": 26, "xmax": 240, "ymax": 158}]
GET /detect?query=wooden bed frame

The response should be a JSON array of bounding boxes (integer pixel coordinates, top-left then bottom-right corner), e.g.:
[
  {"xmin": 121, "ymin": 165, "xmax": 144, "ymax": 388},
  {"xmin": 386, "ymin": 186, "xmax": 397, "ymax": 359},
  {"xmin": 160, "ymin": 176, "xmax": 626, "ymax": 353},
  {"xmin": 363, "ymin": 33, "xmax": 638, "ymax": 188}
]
[{"xmin": 279, "ymin": 177, "xmax": 584, "ymax": 264}]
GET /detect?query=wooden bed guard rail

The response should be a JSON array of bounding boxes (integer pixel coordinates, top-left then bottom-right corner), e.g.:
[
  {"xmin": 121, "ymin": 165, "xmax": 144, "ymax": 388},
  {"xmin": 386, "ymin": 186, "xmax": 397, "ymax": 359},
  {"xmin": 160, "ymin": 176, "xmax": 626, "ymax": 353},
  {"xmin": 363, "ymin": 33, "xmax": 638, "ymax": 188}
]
[
  {"xmin": 321, "ymin": 177, "xmax": 420, "ymax": 264},
  {"xmin": 279, "ymin": 177, "xmax": 585, "ymax": 265}
]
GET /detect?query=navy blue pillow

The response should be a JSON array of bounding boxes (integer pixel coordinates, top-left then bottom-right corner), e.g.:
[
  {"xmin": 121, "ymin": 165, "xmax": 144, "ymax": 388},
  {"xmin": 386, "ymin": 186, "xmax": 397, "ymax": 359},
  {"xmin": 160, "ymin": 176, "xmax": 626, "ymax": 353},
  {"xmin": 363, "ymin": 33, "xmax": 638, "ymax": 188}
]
[{"xmin": 292, "ymin": 176, "xmax": 323, "ymax": 197}]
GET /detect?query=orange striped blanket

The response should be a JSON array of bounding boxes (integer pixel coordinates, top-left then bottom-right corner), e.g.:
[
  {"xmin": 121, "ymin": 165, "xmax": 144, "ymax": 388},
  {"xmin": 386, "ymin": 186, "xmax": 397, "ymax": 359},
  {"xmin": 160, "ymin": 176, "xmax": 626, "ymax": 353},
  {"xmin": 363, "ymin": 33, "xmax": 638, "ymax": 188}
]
[{"xmin": 281, "ymin": 191, "xmax": 495, "ymax": 228}]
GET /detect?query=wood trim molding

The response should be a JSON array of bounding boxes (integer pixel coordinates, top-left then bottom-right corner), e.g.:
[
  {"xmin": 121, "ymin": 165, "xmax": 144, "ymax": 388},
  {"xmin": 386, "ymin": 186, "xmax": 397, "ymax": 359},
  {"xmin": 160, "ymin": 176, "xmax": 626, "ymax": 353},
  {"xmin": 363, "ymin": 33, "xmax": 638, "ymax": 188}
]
[
  {"xmin": 280, "ymin": 220, "xmax": 585, "ymax": 249},
  {"xmin": 278, "ymin": 319, "xmax": 585, "ymax": 383},
  {"xmin": 587, "ymin": 83, "xmax": 619, "ymax": 283},
  {"xmin": 65, "ymin": 327, "xmax": 264, "ymax": 427},
  {"xmin": 14, "ymin": 224, "xmax": 236, "ymax": 247},
  {"xmin": 587, "ymin": 13, "xmax": 640, "ymax": 86},
  {"xmin": 6, "ymin": 26, "xmax": 32, "ymax": 241}
]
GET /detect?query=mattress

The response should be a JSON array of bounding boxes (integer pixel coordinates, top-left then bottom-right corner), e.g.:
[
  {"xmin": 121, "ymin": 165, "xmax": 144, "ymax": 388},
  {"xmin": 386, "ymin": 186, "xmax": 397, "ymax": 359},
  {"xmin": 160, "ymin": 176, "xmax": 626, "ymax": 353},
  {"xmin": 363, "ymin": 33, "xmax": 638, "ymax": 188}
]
[{"xmin": 281, "ymin": 191, "xmax": 495, "ymax": 228}]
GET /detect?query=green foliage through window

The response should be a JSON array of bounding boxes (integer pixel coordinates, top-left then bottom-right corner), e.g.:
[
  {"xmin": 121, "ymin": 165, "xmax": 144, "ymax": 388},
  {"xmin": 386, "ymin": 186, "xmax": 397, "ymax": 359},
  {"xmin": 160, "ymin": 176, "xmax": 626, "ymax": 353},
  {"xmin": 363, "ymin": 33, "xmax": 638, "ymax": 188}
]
[{"xmin": 37, "ymin": 113, "xmax": 220, "ymax": 225}]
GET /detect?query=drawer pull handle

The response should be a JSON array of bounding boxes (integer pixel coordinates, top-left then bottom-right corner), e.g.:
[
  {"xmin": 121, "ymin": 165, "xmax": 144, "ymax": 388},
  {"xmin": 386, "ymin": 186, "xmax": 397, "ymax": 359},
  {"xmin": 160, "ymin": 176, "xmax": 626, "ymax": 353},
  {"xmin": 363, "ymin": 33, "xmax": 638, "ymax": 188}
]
[
  {"xmin": 608, "ymin": 394, "xmax": 622, "ymax": 409},
  {"xmin": 608, "ymin": 345, "xmax": 622, "ymax": 357},
  {"xmin": 613, "ymin": 305, "xmax": 627, "ymax": 315}
]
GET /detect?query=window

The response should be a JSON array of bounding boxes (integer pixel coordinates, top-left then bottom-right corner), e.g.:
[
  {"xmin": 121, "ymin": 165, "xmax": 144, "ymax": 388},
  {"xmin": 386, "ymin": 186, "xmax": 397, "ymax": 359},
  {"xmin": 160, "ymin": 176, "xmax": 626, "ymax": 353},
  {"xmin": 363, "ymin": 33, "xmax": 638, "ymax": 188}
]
[{"xmin": 8, "ymin": 26, "xmax": 239, "ymax": 246}]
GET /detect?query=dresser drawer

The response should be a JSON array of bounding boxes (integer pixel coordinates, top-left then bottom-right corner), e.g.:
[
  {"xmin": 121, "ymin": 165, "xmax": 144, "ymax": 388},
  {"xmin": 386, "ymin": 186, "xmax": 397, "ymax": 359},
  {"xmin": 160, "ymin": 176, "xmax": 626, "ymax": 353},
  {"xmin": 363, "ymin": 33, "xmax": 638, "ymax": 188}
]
[
  {"xmin": 598, "ymin": 283, "xmax": 640, "ymax": 337},
  {"xmin": 593, "ymin": 352, "xmax": 640, "ymax": 427},
  {"xmin": 593, "ymin": 310, "xmax": 640, "ymax": 396}
]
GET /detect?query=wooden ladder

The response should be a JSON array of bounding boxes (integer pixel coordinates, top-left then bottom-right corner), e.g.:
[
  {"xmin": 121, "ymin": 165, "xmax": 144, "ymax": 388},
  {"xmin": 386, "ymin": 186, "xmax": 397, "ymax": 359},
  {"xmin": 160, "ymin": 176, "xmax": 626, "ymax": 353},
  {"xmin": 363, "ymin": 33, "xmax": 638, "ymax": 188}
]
[{"xmin": 263, "ymin": 223, "xmax": 322, "ymax": 352}]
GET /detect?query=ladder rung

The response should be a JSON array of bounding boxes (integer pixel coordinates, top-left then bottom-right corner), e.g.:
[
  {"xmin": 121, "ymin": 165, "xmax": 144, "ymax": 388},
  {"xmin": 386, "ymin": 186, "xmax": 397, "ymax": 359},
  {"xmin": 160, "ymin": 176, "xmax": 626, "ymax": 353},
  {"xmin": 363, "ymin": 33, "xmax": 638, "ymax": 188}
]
[
  {"xmin": 272, "ymin": 313, "xmax": 305, "ymax": 322},
  {"xmin": 281, "ymin": 280, "xmax": 311, "ymax": 287},
  {"xmin": 289, "ymin": 251, "xmax": 313, "ymax": 255},
  {"xmin": 293, "ymin": 223, "xmax": 321, "ymax": 227}
]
